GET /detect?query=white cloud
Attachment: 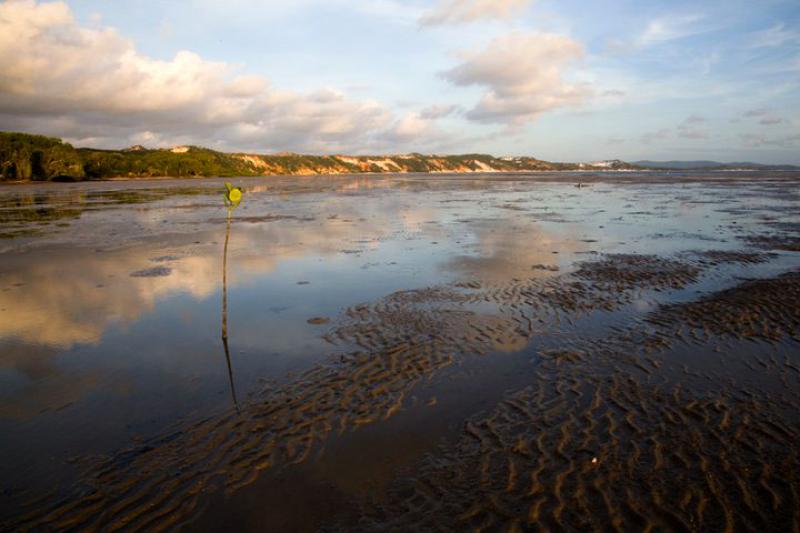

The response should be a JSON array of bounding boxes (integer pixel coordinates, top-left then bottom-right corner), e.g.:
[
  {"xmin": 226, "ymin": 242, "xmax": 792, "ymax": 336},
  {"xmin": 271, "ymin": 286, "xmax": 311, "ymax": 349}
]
[
  {"xmin": 190, "ymin": 0, "xmax": 422, "ymax": 26},
  {"xmin": 740, "ymin": 133, "xmax": 766, "ymax": 147},
  {"xmin": 748, "ymin": 23, "xmax": 800, "ymax": 49},
  {"xmin": 759, "ymin": 116, "xmax": 784, "ymax": 125},
  {"xmin": 640, "ymin": 116, "xmax": 712, "ymax": 144},
  {"xmin": 601, "ymin": 89, "xmax": 626, "ymax": 98},
  {"xmin": 743, "ymin": 108, "xmax": 786, "ymax": 126},
  {"xmin": 375, "ymin": 109, "xmax": 480, "ymax": 153},
  {"xmin": 677, "ymin": 127, "xmax": 709, "ymax": 140},
  {"xmin": 419, "ymin": 104, "xmax": 460, "ymax": 119},
  {"xmin": 381, "ymin": 112, "xmax": 440, "ymax": 144},
  {"xmin": 441, "ymin": 32, "xmax": 588, "ymax": 125},
  {"xmin": 744, "ymin": 108, "xmax": 768, "ymax": 118},
  {"xmin": 420, "ymin": 0, "xmax": 531, "ymax": 26},
  {"xmin": 675, "ymin": 115, "xmax": 709, "ymax": 140},
  {"xmin": 0, "ymin": 0, "xmax": 451, "ymax": 153},
  {"xmin": 682, "ymin": 114, "xmax": 706, "ymax": 125},
  {"xmin": 637, "ymin": 14, "xmax": 707, "ymax": 46},
  {"xmin": 740, "ymin": 133, "xmax": 800, "ymax": 148},
  {"xmin": 641, "ymin": 128, "xmax": 670, "ymax": 144}
]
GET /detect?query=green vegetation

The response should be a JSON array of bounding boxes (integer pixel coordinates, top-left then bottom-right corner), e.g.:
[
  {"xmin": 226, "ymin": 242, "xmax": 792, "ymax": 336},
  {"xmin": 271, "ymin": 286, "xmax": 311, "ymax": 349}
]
[
  {"xmin": 0, "ymin": 132, "xmax": 85, "ymax": 181},
  {"xmin": 79, "ymin": 146, "xmax": 260, "ymax": 179},
  {"xmin": 1, "ymin": 130, "xmax": 646, "ymax": 182},
  {"xmin": 0, "ymin": 132, "xmax": 265, "ymax": 181}
]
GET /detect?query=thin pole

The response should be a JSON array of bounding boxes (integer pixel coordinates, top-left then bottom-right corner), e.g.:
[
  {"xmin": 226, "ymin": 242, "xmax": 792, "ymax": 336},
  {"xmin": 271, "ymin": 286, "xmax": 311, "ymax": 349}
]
[{"xmin": 221, "ymin": 207, "xmax": 240, "ymax": 413}]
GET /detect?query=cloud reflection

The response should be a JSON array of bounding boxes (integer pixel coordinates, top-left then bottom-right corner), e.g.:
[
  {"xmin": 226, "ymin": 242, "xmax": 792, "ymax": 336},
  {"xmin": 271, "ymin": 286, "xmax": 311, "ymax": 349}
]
[{"xmin": 445, "ymin": 217, "xmax": 579, "ymax": 282}]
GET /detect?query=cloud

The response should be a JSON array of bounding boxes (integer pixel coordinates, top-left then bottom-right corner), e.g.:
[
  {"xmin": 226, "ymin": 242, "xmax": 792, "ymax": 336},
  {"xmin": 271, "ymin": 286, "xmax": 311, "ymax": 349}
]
[
  {"xmin": 441, "ymin": 32, "xmax": 588, "ymax": 125},
  {"xmin": 676, "ymin": 114, "xmax": 709, "ymax": 139},
  {"xmin": 740, "ymin": 133, "xmax": 765, "ymax": 147},
  {"xmin": 677, "ymin": 127, "xmax": 708, "ymax": 139},
  {"xmin": 639, "ymin": 115, "xmax": 714, "ymax": 143},
  {"xmin": 637, "ymin": 14, "xmax": 707, "ymax": 46},
  {"xmin": 743, "ymin": 108, "xmax": 786, "ymax": 126},
  {"xmin": 607, "ymin": 12, "xmax": 716, "ymax": 58},
  {"xmin": 744, "ymin": 108, "xmax": 768, "ymax": 118},
  {"xmin": 419, "ymin": 104, "xmax": 460, "ymax": 120},
  {"xmin": 740, "ymin": 133, "xmax": 800, "ymax": 148},
  {"xmin": 380, "ymin": 112, "xmax": 441, "ymax": 144},
  {"xmin": 0, "ymin": 0, "xmax": 458, "ymax": 153},
  {"xmin": 681, "ymin": 114, "xmax": 705, "ymax": 125},
  {"xmin": 759, "ymin": 116, "xmax": 784, "ymax": 125},
  {"xmin": 641, "ymin": 128, "xmax": 670, "ymax": 144},
  {"xmin": 420, "ymin": 0, "xmax": 530, "ymax": 26},
  {"xmin": 375, "ymin": 108, "xmax": 484, "ymax": 153},
  {"xmin": 748, "ymin": 23, "xmax": 800, "ymax": 49}
]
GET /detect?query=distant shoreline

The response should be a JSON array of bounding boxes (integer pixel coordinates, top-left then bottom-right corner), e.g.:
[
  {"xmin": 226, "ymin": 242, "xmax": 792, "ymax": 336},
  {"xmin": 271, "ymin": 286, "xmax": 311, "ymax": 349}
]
[
  {"xmin": 5, "ymin": 168, "xmax": 800, "ymax": 187},
  {"xmin": 2, "ymin": 131, "xmax": 798, "ymax": 183}
]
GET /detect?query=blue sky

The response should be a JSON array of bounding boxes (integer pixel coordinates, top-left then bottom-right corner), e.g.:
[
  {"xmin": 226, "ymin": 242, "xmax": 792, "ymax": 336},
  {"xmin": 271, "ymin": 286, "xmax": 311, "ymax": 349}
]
[{"xmin": 1, "ymin": 0, "xmax": 798, "ymax": 162}]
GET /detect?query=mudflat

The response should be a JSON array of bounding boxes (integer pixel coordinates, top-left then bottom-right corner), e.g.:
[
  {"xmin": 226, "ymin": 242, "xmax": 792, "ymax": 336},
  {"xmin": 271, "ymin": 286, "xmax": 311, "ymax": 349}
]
[{"xmin": 1, "ymin": 172, "xmax": 799, "ymax": 531}]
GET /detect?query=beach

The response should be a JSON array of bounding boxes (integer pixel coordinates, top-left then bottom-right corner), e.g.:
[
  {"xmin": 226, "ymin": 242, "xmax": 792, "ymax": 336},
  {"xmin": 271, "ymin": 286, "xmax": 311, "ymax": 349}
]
[{"xmin": 1, "ymin": 171, "xmax": 799, "ymax": 531}]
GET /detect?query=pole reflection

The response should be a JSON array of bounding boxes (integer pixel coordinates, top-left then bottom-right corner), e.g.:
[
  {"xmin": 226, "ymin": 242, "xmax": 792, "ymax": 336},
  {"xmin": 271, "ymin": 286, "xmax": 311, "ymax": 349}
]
[{"xmin": 221, "ymin": 185, "xmax": 243, "ymax": 413}]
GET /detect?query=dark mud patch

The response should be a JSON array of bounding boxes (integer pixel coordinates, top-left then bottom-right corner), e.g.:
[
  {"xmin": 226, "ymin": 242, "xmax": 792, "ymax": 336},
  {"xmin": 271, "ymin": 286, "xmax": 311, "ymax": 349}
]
[
  {"xmin": 764, "ymin": 221, "xmax": 800, "ymax": 234},
  {"xmin": 647, "ymin": 270, "xmax": 800, "ymax": 342},
  {"xmin": 130, "ymin": 266, "xmax": 173, "ymax": 278},
  {"xmin": 357, "ymin": 371, "xmax": 800, "ymax": 532},
  {"xmin": 495, "ymin": 203, "xmax": 528, "ymax": 211},
  {"xmin": 0, "ymin": 207, "xmax": 83, "ymax": 225},
  {"xmin": 688, "ymin": 249, "xmax": 775, "ymax": 266},
  {"xmin": 744, "ymin": 234, "xmax": 800, "ymax": 252},
  {"xmin": 208, "ymin": 214, "xmax": 313, "ymax": 224},
  {"xmin": 649, "ymin": 231, "xmax": 722, "ymax": 242},
  {"xmin": 574, "ymin": 254, "xmax": 700, "ymax": 291},
  {"xmin": 531, "ymin": 264, "xmax": 560, "ymax": 272},
  {"xmin": 150, "ymin": 255, "xmax": 181, "ymax": 263},
  {"xmin": 352, "ymin": 271, "xmax": 800, "ymax": 532},
  {"xmin": 0, "ymin": 228, "xmax": 44, "ymax": 239}
]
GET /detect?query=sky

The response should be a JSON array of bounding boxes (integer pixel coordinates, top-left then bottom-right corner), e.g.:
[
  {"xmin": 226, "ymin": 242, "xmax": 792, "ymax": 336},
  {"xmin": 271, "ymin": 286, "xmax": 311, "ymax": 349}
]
[{"xmin": 0, "ymin": 0, "xmax": 798, "ymax": 163}]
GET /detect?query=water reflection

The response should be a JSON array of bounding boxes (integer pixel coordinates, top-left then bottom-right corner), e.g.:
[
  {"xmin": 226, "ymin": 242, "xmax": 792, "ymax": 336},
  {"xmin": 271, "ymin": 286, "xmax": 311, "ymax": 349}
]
[
  {"xmin": 0, "ymin": 246, "xmax": 223, "ymax": 347},
  {"xmin": 0, "ymin": 179, "xmax": 445, "ymax": 428},
  {"xmin": 445, "ymin": 217, "xmax": 581, "ymax": 282},
  {"xmin": 0, "ymin": 341, "xmax": 107, "ymax": 419}
]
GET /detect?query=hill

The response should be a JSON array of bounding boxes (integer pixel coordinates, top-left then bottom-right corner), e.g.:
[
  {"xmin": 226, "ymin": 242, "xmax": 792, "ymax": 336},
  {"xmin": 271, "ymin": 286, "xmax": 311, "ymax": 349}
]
[{"xmin": 0, "ymin": 131, "xmax": 630, "ymax": 182}]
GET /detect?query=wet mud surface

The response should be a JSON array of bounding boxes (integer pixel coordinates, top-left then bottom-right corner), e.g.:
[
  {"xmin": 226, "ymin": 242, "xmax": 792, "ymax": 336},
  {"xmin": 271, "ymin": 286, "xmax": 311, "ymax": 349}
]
[
  {"xmin": 1, "ymin": 172, "xmax": 799, "ymax": 531},
  {"xmin": 350, "ymin": 270, "xmax": 800, "ymax": 532}
]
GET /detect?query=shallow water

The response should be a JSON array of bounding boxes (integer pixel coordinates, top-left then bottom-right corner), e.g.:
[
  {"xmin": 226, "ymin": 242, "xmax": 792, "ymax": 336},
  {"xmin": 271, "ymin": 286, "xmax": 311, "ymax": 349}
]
[{"xmin": 1, "ymin": 172, "xmax": 799, "ymax": 530}]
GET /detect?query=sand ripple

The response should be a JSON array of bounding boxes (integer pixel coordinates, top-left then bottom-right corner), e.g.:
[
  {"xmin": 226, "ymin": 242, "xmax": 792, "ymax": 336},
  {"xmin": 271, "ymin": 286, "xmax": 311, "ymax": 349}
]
[
  {"xmin": 5, "ymin": 255, "xmax": 799, "ymax": 531},
  {"xmin": 349, "ymin": 270, "xmax": 800, "ymax": 532}
]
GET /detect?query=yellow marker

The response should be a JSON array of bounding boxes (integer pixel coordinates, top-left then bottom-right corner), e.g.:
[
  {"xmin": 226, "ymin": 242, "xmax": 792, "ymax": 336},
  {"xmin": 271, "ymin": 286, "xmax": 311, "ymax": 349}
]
[{"xmin": 224, "ymin": 182, "xmax": 243, "ymax": 207}]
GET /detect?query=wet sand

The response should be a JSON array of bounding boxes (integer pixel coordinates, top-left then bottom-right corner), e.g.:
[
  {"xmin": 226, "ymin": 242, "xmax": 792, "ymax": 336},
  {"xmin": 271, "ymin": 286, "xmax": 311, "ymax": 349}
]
[{"xmin": 1, "ymin": 172, "xmax": 799, "ymax": 531}]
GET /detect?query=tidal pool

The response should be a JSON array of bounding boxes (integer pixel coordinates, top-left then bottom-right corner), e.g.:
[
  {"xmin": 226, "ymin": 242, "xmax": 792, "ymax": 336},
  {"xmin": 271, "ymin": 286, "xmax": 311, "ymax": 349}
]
[{"xmin": 1, "ymin": 173, "xmax": 799, "ymax": 531}]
